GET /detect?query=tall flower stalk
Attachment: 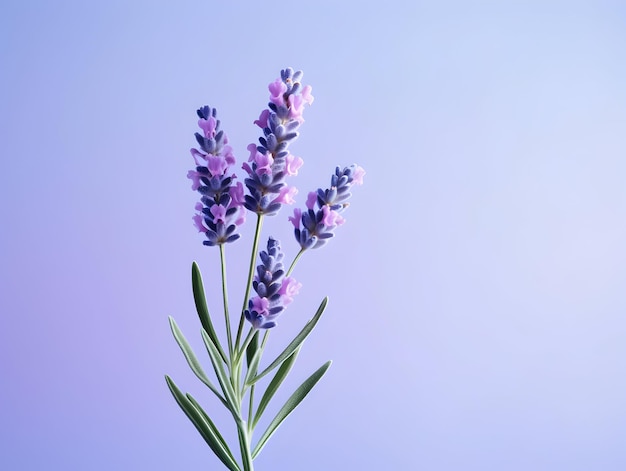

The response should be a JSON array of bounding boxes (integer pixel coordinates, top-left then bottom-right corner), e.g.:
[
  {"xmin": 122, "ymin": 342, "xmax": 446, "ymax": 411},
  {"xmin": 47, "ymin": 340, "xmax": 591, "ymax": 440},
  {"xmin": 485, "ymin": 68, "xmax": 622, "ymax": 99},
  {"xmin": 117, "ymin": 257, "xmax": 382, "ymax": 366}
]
[{"xmin": 165, "ymin": 68, "xmax": 364, "ymax": 471}]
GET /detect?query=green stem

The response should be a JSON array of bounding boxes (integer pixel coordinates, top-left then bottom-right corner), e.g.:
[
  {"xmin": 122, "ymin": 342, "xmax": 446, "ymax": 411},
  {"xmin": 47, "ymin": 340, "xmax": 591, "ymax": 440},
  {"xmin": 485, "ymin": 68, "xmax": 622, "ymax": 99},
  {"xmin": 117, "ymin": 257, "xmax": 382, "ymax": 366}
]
[
  {"xmin": 219, "ymin": 244, "xmax": 234, "ymax": 359},
  {"xmin": 233, "ymin": 358, "xmax": 242, "ymax": 403},
  {"xmin": 237, "ymin": 420, "xmax": 254, "ymax": 471},
  {"xmin": 235, "ymin": 214, "xmax": 264, "ymax": 351},
  {"xmin": 286, "ymin": 247, "xmax": 306, "ymax": 276},
  {"xmin": 245, "ymin": 329, "xmax": 269, "ymax": 434},
  {"xmin": 237, "ymin": 328, "xmax": 256, "ymax": 364},
  {"xmin": 247, "ymin": 384, "xmax": 255, "ymax": 435},
  {"xmin": 260, "ymin": 330, "xmax": 270, "ymax": 352}
]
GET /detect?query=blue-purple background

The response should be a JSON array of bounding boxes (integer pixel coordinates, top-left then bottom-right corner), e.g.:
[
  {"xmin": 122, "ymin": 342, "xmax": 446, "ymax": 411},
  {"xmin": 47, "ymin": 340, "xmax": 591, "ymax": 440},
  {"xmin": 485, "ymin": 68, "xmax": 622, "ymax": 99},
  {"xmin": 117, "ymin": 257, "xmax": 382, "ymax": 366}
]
[{"xmin": 1, "ymin": 1, "xmax": 625, "ymax": 470}]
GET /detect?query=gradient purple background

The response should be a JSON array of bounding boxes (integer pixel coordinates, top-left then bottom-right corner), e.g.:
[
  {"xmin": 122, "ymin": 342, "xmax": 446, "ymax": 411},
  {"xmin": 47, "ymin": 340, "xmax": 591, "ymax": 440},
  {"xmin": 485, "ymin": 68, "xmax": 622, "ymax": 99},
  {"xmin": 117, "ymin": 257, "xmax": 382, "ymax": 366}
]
[{"xmin": 2, "ymin": 1, "xmax": 626, "ymax": 470}]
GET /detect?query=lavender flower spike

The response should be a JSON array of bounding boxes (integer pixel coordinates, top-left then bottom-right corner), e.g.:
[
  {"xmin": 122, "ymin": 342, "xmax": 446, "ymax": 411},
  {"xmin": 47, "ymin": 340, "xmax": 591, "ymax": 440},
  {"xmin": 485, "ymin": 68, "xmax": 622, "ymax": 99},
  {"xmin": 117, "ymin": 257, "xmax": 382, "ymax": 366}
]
[
  {"xmin": 289, "ymin": 164, "xmax": 365, "ymax": 250},
  {"xmin": 188, "ymin": 106, "xmax": 246, "ymax": 246},
  {"xmin": 244, "ymin": 237, "xmax": 302, "ymax": 329},
  {"xmin": 243, "ymin": 68, "xmax": 313, "ymax": 216}
]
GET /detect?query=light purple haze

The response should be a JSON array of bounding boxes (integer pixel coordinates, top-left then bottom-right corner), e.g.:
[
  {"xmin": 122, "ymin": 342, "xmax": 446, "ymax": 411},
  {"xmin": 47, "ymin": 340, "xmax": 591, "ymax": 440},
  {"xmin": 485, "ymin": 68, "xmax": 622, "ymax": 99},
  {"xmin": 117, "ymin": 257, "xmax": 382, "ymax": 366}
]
[{"xmin": 1, "ymin": 1, "xmax": 625, "ymax": 470}]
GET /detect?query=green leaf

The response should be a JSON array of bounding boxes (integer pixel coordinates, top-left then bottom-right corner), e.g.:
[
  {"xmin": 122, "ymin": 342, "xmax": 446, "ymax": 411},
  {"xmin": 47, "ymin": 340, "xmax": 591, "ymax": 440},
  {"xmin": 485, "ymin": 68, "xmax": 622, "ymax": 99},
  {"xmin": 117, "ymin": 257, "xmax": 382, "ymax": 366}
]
[
  {"xmin": 252, "ymin": 360, "xmax": 332, "ymax": 459},
  {"xmin": 249, "ymin": 297, "xmax": 327, "ymax": 386},
  {"xmin": 168, "ymin": 316, "xmax": 228, "ymax": 409},
  {"xmin": 252, "ymin": 347, "xmax": 300, "ymax": 429},
  {"xmin": 165, "ymin": 375, "xmax": 241, "ymax": 471},
  {"xmin": 185, "ymin": 393, "xmax": 233, "ymax": 460},
  {"xmin": 243, "ymin": 344, "xmax": 263, "ymax": 388},
  {"xmin": 201, "ymin": 329, "xmax": 239, "ymax": 413},
  {"xmin": 192, "ymin": 262, "xmax": 228, "ymax": 364},
  {"xmin": 246, "ymin": 331, "xmax": 259, "ymax": 367}
]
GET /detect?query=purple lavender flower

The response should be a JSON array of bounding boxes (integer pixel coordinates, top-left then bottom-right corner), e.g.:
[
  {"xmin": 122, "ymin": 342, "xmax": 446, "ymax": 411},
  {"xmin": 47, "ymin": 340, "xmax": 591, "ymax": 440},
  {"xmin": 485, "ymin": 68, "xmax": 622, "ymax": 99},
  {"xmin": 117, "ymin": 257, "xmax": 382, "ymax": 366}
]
[
  {"xmin": 242, "ymin": 68, "xmax": 313, "ymax": 216},
  {"xmin": 188, "ymin": 106, "xmax": 246, "ymax": 246},
  {"xmin": 289, "ymin": 164, "xmax": 365, "ymax": 250},
  {"xmin": 244, "ymin": 237, "xmax": 301, "ymax": 329}
]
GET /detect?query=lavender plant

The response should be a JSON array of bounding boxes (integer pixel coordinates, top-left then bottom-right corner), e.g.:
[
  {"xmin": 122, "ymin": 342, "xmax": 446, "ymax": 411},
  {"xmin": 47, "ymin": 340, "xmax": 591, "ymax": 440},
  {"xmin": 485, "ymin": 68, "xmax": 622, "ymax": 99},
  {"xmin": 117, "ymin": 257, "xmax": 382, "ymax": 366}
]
[{"xmin": 166, "ymin": 68, "xmax": 364, "ymax": 471}]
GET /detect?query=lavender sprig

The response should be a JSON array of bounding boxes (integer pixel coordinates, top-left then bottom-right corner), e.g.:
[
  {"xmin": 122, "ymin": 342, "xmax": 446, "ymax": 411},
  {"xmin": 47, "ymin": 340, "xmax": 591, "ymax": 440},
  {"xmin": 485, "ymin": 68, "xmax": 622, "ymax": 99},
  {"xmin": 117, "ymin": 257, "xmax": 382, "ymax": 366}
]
[
  {"xmin": 188, "ymin": 106, "xmax": 246, "ymax": 246},
  {"xmin": 167, "ymin": 68, "xmax": 364, "ymax": 471},
  {"xmin": 289, "ymin": 164, "xmax": 365, "ymax": 250},
  {"xmin": 244, "ymin": 237, "xmax": 301, "ymax": 329},
  {"xmin": 242, "ymin": 68, "xmax": 313, "ymax": 216}
]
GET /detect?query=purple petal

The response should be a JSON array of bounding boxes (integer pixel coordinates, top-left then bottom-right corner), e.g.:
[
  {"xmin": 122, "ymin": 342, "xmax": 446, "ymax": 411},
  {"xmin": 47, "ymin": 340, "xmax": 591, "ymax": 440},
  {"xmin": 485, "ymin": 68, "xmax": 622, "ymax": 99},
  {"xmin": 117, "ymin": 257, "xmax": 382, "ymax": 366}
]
[
  {"xmin": 192, "ymin": 214, "xmax": 208, "ymax": 233},
  {"xmin": 198, "ymin": 117, "xmax": 217, "ymax": 137},
  {"xmin": 352, "ymin": 165, "xmax": 366, "ymax": 185},
  {"xmin": 288, "ymin": 208, "xmax": 302, "ymax": 229},
  {"xmin": 322, "ymin": 205, "xmax": 345, "ymax": 227},
  {"xmin": 306, "ymin": 191, "xmax": 317, "ymax": 210},
  {"xmin": 210, "ymin": 205, "xmax": 227, "ymax": 224},
  {"xmin": 254, "ymin": 109, "xmax": 270, "ymax": 128},
  {"xmin": 285, "ymin": 154, "xmax": 304, "ymax": 176}
]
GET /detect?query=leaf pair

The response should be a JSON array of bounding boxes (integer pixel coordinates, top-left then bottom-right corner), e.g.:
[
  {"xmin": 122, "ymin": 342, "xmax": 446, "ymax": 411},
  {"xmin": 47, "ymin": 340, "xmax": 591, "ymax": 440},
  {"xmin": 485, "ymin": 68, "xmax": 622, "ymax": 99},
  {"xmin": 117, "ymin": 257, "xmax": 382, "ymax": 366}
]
[
  {"xmin": 247, "ymin": 297, "xmax": 328, "ymax": 387},
  {"xmin": 165, "ymin": 376, "xmax": 240, "ymax": 471},
  {"xmin": 169, "ymin": 316, "xmax": 228, "ymax": 409},
  {"xmin": 252, "ymin": 360, "xmax": 332, "ymax": 459},
  {"xmin": 192, "ymin": 261, "xmax": 227, "ymax": 364}
]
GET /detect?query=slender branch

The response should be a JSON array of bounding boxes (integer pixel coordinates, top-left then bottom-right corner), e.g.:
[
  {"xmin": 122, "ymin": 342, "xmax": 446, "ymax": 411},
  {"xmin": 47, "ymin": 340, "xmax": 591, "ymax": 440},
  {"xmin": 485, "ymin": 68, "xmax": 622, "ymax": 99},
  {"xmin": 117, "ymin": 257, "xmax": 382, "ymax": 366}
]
[
  {"xmin": 247, "ymin": 385, "xmax": 255, "ymax": 435},
  {"xmin": 261, "ymin": 330, "xmax": 270, "ymax": 351},
  {"xmin": 286, "ymin": 247, "xmax": 306, "ymax": 277},
  {"xmin": 219, "ymin": 244, "xmax": 234, "ymax": 359},
  {"xmin": 235, "ymin": 213, "xmax": 264, "ymax": 351}
]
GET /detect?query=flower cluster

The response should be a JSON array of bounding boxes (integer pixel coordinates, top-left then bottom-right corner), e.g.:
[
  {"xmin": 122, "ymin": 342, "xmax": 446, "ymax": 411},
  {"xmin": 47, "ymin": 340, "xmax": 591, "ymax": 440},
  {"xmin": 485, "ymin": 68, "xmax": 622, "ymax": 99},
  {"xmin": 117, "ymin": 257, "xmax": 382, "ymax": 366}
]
[
  {"xmin": 188, "ymin": 106, "xmax": 246, "ymax": 246},
  {"xmin": 242, "ymin": 68, "xmax": 314, "ymax": 216},
  {"xmin": 289, "ymin": 164, "xmax": 365, "ymax": 250},
  {"xmin": 244, "ymin": 237, "xmax": 301, "ymax": 329}
]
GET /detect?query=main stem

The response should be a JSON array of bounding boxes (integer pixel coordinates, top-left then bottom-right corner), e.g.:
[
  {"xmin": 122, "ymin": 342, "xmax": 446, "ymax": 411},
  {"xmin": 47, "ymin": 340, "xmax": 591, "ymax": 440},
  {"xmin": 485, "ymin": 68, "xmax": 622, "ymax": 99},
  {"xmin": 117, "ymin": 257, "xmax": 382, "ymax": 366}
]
[
  {"xmin": 235, "ymin": 213, "xmax": 264, "ymax": 352},
  {"xmin": 237, "ymin": 420, "xmax": 254, "ymax": 471}
]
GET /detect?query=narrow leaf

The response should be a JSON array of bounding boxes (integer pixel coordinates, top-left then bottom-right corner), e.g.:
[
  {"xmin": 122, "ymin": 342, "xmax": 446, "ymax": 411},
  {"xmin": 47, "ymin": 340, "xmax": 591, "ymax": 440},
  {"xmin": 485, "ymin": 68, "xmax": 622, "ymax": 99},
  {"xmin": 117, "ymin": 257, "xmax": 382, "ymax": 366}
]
[
  {"xmin": 252, "ymin": 347, "xmax": 300, "ymax": 429},
  {"xmin": 168, "ymin": 316, "xmax": 228, "ymax": 409},
  {"xmin": 186, "ymin": 393, "xmax": 234, "ymax": 459},
  {"xmin": 252, "ymin": 361, "xmax": 332, "ymax": 459},
  {"xmin": 249, "ymin": 297, "xmax": 327, "ymax": 386},
  {"xmin": 201, "ymin": 329, "xmax": 239, "ymax": 412},
  {"xmin": 165, "ymin": 375, "xmax": 241, "ymax": 471},
  {"xmin": 243, "ymin": 345, "xmax": 263, "ymax": 387},
  {"xmin": 192, "ymin": 262, "xmax": 228, "ymax": 364},
  {"xmin": 246, "ymin": 331, "xmax": 259, "ymax": 367}
]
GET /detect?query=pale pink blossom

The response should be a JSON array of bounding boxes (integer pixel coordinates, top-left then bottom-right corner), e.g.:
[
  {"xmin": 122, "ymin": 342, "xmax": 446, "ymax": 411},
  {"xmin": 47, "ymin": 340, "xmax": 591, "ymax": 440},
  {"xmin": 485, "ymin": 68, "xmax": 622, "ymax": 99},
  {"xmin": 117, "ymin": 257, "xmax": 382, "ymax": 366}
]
[
  {"xmin": 288, "ymin": 208, "xmax": 302, "ymax": 228},
  {"xmin": 322, "ymin": 205, "xmax": 345, "ymax": 227},
  {"xmin": 301, "ymin": 85, "xmax": 314, "ymax": 105},
  {"xmin": 197, "ymin": 117, "xmax": 217, "ymax": 137},
  {"xmin": 210, "ymin": 205, "xmax": 226, "ymax": 224},
  {"xmin": 352, "ymin": 166, "xmax": 366, "ymax": 185},
  {"xmin": 187, "ymin": 170, "xmax": 201, "ymax": 191},
  {"xmin": 206, "ymin": 155, "xmax": 228, "ymax": 176},
  {"xmin": 254, "ymin": 109, "xmax": 270, "ymax": 128},
  {"xmin": 274, "ymin": 186, "xmax": 297, "ymax": 205},
  {"xmin": 192, "ymin": 213, "xmax": 208, "ymax": 233},
  {"xmin": 269, "ymin": 79, "xmax": 287, "ymax": 106},
  {"xmin": 250, "ymin": 296, "xmax": 270, "ymax": 315},
  {"xmin": 306, "ymin": 191, "xmax": 317, "ymax": 210},
  {"xmin": 190, "ymin": 148, "xmax": 207, "ymax": 166},
  {"xmin": 278, "ymin": 277, "xmax": 302, "ymax": 306},
  {"xmin": 285, "ymin": 154, "xmax": 303, "ymax": 176}
]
